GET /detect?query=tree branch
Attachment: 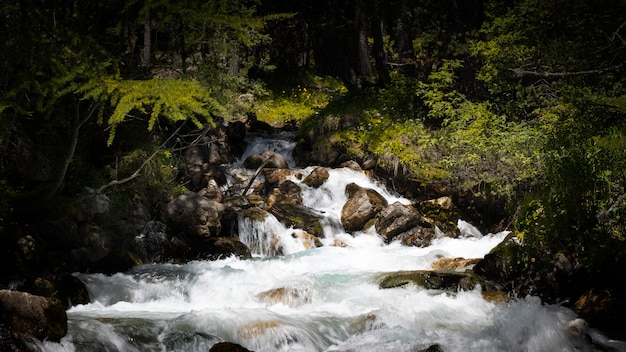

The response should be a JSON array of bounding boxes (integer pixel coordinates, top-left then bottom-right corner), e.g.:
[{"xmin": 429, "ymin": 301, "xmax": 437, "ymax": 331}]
[
  {"xmin": 611, "ymin": 21, "xmax": 626, "ymax": 46},
  {"xmin": 40, "ymin": 101, "xmax": 100, "ymax": 202},
  {"xmin": 97, "ymin": 122, "xmax": 185, "ymax": 193},
  {"xmin": 509, "ymin": 64, "xmax": 623, "ymax": 78}
]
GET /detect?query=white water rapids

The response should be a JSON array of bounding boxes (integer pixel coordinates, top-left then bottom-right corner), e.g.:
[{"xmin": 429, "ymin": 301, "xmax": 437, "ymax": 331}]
[{"xmin": 33, "ymin": 134, "xmax": 623, "ymax": 352}]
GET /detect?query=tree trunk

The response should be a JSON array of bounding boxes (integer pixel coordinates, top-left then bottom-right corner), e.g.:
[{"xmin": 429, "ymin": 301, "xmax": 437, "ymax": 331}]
[
  {"xmin": 143, "ymin": 13, "xmax": 151, "ymax": 67},
  {"xmin": 396, "ymin": 4, "xmax": 414, "ymax": 74},
  {"xmin": 371, "ymin": 17, "xmax": 390, "ymax": 85},
  {"xmin": 354, "ymin": 0, "xmax": 373, "ymax": 88}
]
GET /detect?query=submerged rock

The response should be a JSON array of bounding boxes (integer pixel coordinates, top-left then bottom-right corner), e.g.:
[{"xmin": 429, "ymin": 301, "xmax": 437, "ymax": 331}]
[
  {"xmin": 431, "ymin": 257, "xmax": 481, "ymax": 272},
  {"xmin": 257, "ymin": 285, "xmax": 312, "ymax": 307}
]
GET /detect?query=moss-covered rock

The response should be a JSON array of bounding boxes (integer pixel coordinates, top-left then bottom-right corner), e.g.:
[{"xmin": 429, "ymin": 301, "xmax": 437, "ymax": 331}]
[
  {"xmin": 376, "ymin": 270, "xmax": 497, "ymax": 292},
  {"xmin": 268, "ymin": 203, "xmax": 324, "ymax": 238}
]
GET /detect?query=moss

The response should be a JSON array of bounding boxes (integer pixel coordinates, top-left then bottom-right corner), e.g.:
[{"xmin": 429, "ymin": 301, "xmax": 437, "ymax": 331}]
[{"xmin": 376, "ymin": 270, "xmax": 492, "ymax": 292}]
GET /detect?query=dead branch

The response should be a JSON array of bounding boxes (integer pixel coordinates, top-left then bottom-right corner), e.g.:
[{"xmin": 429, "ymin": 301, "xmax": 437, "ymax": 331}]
[
  {"xmin": 509, "ymin": 64, "xmax": 623, "ymax": 78},
  {"xmin": 97, "ymin": 123, "xmax": 185, "ymax": 193}
]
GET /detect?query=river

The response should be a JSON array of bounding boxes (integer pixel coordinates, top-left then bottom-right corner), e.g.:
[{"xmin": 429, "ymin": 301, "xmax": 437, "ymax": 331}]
[{"xmin": 32, "ymin": 133, "xmax": 623, "ymax": 352}]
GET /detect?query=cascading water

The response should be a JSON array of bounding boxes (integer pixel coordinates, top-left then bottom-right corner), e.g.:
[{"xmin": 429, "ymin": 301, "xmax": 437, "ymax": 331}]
[{"xmin": 32, "ymin": 134, "xmax": 624, "ymax": 352}]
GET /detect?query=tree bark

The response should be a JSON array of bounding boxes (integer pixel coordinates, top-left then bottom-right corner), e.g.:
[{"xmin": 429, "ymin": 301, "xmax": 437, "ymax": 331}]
[
  {"xmin": 396, "ymin": 2, "xmax": 414, "ymax": 74},
  {"xmin": 354, "ymin": 0, "xmax": 373, "ymax": 88},
  {"xmin": 143, "ymin": 12, "xmax": 151, "ymax": 67},
  {"xmin": 371, "ymin": 16, "xmax": 390, "ymax": 85}
]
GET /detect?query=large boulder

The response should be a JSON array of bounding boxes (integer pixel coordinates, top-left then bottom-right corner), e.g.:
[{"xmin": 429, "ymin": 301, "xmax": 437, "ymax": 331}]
[
  {"xmin": 0, "ymin": 290, "xmax": 67, "ymax": 342},
  {"xmin": 376, "ymin": 270, "xmax": 497, "ymax": 292},
  {"xmin": 341, "ymin": 184, "xmax": 388, "ymax": 233},
  {"xmin": 302, "ymin": 166, "xmax": 329, "ymax": 188},
  {"xmin": 267, "ymin": 180, "xmax": 303, "ymax": 208},
  {"xmin": 243, "ymin": 150, "xmax": 288, "ymax": 169},
  {"xmin": 375, "ymin": 202, "xmax": 424, "ymax": 243},
  {"xmin": 161, "ymin": 194, "xmax": 226, "ymax": 237},
  {"xmin": 269, "ymin": 203, "xmax": 324, "ymax": 238}
]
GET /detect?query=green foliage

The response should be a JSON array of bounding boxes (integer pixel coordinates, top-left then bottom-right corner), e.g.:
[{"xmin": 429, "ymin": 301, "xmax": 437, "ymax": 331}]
[
  {"xmin": 83, "ymin": 78, "xmax": 224, "ymax": 146},
  {"xmin": 515, "ymin": 102, "xmax": 626, "ymax": 268},
  {"xmin": 474, "ymin": 0, "xmax": 626, "ymax": 117},
  {"xmin": 416, "ymin": 61, "xmax": 546, "ymax": 198},
  {"xmin": 105, "ymin": 147, "xmax": 185, "ymax": 207},
  {"xmin": 255, "ymin": 74, "xmax": 346, "ymax": 126}
]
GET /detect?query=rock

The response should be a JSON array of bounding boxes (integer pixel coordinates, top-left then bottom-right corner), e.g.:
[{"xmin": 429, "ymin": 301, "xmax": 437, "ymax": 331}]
[
  {"xmin": 574, "ymin": 288, "xmax": 625, "ymax": 335},
  {"xmin": 331, "ymin": 239, "xmax": 349, "ymax": 247},
  {"xmin": 417, "ymin": 344, "xmax": 445, "ymax": 352},
  {"xmin": 269, "ymin": 203, "xmax": 325, "ymax": 238},
  {"xmin": 473, "ymin": 232, "xmax": 522, "ymax": 285},
  {"xmin": 199, "ymin": 178, "xmax": 223, "ymax": 202},
  {"xmin": 0, "ymin": 290, "xmax": 67, "ymax": 342},
  {"xmin": 23, "ymin": 273, "xmax": 90, "ymax": 308},
  {"xmin": 68, "ymin": 187, "xmax": 111, "ymax": 222},
  {"xmin": 302, "ymin": 166, "xmax": 329, "ymax": 188},
  {"xmin": 161, "ymin": 194, "xmax": 225, "ymax": 237},
  {"xmin": 431, "ymin": 257, "xmax": 482, "ymax": 271},
  {"xmin": 238, "ymin": 320, "xmax": 279, "ymax": 340},
  {"xmin": 376, "ymin": 270, "xmax": 496, "ymax": 292},
  {"xmin": 132, "ymin": 221, "xmax": 170, "ymax": 263},
  {"xmin": 348, "ymin": 313, "xmax": 383, "ymax": 334},
  {"xmin": 267, "ymin": 180, "xmax": 303, "ymax": 207},
  {"xmin": 248, "ymin": 119, "xmax": 276, "ymax": 134},
  {"xmin": 257, "ymin": 285, "xmax": 312, "ymax": 307},
  {"xmin": 292, "ymin": 231, "xmax": 323, "ymax": 249},
  {"xmin": 361, "ymin": 158, "xmax": 377, "ymax": 170},
  {"xmin": 481, "ymin": 291, "xmax": 512, "ymax": 304},
  {"xmin": 263, "ymin": 168, "xmax": 300, "ymax": 186},
  {"xmin": 396, "ymin": 226, "xmax": 436, "ymax": 247},
  {"xmin": 417, "ymin": 197, "xmax": 461, "ymax": 238},
  {"xmin": 341, "ymin": 184, "xmax": 388, "ymax": 233},
  {"xmin": 339, "ymin": 160, "xmax": 362, "ymax": 171},
  {"xmin": 375, "ymin": 202, "xmax": 424, "ymax": 243},
  {"xmin": 191, "ymin": 237, "xmax": 252, "ymax": 261},
  {"xmin": 0, "ymin": 321, "xmax": 29, "ymax": 352},
  {"xmin": 243, "ymin": 150, "xmax": 288, "ymax": 169},
  {"xmin": 210, "ymin": 342, "xmax": 252, "ymax": 352}
]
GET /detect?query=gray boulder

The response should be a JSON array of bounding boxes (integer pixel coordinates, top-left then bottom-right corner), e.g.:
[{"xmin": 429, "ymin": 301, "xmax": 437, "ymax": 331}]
[
  {"xmin": 341, "ymin": 184, "xmax": 388, "ymax": 233},
  {"xmin": 375, "ymin": 202, "xmax": 424, "ymax": 243}
]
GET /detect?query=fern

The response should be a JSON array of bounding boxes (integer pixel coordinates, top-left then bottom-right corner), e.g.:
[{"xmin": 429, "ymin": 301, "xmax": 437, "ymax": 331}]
[{"xmin": 83, "ymin": 78, "xmax": 224, "ymax": 146}]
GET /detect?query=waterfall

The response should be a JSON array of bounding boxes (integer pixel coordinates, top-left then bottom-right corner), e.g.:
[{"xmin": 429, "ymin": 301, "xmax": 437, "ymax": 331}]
[{"xmin": 30, "ymin": 133, "xmax": 625, "ymax": 352}]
